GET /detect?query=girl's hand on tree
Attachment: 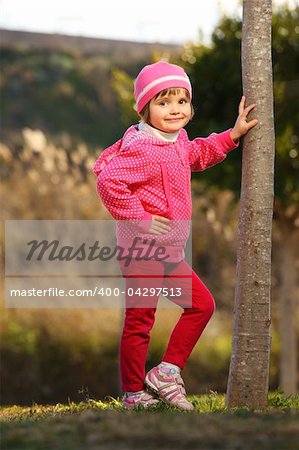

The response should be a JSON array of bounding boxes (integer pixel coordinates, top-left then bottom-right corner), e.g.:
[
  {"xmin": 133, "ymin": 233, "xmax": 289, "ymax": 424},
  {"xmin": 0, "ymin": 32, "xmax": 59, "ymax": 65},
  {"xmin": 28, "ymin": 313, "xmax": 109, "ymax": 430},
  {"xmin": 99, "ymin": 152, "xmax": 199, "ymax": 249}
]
[
  {"xmin": 148, "ymin": 215, "xmax": 172, "ymax": 235},
  {"xmin": 230, "ymin": 95, "xmax": 259, "ymax": 142}
]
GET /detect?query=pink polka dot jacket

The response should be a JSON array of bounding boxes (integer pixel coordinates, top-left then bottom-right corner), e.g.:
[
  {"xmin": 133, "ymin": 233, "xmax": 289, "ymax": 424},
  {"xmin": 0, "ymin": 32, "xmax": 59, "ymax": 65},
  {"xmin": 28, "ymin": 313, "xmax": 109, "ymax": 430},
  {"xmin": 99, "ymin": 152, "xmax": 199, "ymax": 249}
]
[{"xmin": 93, "ymin": 125, "xmax": 238, "ymax": 262}]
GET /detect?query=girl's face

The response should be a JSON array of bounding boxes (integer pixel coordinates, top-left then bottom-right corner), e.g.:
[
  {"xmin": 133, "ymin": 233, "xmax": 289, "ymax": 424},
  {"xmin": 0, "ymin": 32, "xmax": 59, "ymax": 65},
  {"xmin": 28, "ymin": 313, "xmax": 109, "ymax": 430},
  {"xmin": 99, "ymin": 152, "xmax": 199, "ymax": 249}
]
[{"xmin": 148, "ymin": 89, "xmax": 192, "ymax": 133}]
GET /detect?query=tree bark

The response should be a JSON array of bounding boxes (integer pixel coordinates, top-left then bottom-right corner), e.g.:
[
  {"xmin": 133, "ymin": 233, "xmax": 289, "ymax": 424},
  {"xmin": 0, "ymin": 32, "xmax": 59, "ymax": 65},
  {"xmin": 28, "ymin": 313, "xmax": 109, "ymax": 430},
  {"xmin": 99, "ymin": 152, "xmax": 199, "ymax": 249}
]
[{"xmin": 226, "ymin": 0, "xmax": 275, "ymax": 409}]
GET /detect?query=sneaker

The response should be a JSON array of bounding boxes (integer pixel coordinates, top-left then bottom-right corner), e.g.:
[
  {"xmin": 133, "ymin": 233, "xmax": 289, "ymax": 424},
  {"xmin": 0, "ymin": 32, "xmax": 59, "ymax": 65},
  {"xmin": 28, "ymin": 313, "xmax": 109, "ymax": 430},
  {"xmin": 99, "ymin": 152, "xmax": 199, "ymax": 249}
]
[
  {"xmin": 145, "ymin": 366, "xmax": 194, "ymax": 411},
  {"xmin": 122, "ymin": 390, "xmax": 160, "ymax": 409}
]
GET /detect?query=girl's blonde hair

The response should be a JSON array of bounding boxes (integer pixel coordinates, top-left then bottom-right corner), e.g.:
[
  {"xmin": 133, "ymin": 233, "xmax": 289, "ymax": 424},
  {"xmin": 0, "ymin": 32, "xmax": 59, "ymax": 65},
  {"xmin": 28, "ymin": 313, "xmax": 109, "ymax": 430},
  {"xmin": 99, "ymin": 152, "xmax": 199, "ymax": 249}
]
[{"xmin": 139, "ymin": 88, "xmax": 194, "ymax": 124}]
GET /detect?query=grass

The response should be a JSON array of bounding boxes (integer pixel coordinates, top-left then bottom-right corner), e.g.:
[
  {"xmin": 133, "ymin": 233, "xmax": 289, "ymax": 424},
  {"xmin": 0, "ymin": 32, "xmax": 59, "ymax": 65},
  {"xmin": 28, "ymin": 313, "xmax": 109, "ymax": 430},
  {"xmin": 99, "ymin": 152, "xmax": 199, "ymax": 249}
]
[{"xmin": 1, "ymin": 392, "xmax": 299, "ymax": 450}]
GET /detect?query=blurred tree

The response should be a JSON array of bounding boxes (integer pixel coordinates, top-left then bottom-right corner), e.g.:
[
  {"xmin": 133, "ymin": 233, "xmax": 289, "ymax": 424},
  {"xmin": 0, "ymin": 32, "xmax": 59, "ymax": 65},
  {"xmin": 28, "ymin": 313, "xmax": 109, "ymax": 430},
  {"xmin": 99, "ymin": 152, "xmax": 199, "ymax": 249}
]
[
  {"xmin": 225, "ymin": 0, "xmax": 275, "ymax": 409},
  {"xmin": 111, "ymin": 68, "xmax": 137, "ymax": 128},
  {"xmin": 0, "ymin": 50, "xmax": 123, "ymax": 148}
]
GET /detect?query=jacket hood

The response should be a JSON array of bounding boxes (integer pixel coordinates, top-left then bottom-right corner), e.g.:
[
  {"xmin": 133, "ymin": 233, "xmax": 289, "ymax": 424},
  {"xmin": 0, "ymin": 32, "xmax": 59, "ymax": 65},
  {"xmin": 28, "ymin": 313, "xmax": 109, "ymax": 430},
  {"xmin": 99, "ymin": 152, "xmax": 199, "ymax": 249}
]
[
  {"xmin": 93, "ymin": 126, "xmax": 138, "ymax": 177},
  {"xmin": 92, "ymin": 124, "xmax": 186, "ymax": 176},
  {"xmin": 92, "ymin": 137, "xmax": 123, "ymax": 177}
]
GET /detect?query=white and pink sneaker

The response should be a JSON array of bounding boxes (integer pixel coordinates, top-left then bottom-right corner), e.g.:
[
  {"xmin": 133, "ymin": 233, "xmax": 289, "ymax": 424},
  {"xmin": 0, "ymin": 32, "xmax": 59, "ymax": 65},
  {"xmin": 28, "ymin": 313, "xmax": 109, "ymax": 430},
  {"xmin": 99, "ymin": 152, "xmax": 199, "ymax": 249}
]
[
  {"xmin": 145, "ymin": 365, "xmax": 194, "ymax": 411},
  {"xmin": 122, "ymin": 390, "xmax": 160, "ymax": 409}
]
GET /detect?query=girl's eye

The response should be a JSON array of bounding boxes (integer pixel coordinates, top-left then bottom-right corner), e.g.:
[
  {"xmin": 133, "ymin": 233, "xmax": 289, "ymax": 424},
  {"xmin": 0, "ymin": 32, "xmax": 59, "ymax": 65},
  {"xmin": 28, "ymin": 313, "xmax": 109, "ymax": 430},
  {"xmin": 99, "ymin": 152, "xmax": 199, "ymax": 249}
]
[
  {"xmin": 179, "ymin": 99, "xmax": 187, "ymax": 104},
  {"xmin": 159, "ymin": 102, "xmax": 167, "ymax": 106}
]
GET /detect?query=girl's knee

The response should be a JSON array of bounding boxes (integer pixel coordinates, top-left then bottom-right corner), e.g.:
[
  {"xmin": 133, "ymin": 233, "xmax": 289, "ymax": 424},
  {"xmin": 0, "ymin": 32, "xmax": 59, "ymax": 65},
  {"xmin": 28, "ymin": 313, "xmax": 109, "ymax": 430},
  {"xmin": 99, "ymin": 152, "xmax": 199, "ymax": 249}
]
[
  {"xmin": 206, "ymin": 294, "xmax": 216, "ymax": 317},
  {"xmin": 194, "ymin": 292, "xmax": 216, "ymax": 318}
]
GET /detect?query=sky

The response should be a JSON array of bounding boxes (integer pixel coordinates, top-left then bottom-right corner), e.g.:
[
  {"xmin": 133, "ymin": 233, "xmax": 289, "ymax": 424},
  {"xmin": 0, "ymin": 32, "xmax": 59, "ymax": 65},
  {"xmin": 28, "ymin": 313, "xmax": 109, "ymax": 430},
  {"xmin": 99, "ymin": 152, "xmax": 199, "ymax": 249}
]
[{"xmin": 0, "ymin": 0, "xmax": 297, "ymax": 45}]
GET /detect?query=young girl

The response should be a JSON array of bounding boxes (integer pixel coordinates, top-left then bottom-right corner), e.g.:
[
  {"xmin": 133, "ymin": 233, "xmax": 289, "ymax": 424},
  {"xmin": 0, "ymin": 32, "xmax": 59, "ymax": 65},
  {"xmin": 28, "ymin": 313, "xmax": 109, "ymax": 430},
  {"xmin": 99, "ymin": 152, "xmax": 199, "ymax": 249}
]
[{"xmin": 93, "ymin": 61, "xmax": 258, "ymax": 411}]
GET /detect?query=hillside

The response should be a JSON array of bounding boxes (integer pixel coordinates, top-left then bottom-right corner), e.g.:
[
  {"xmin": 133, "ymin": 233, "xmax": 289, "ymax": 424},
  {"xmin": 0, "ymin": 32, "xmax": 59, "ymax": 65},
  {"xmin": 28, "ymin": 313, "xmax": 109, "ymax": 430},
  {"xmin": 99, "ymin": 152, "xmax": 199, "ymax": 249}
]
[
  {"xmin": 0, "ymin": 29, "xmax": 181, "ymax": 58},
  {"xmin": 0, "ymin": 29, "xmax": 181, "ymax": 149}
]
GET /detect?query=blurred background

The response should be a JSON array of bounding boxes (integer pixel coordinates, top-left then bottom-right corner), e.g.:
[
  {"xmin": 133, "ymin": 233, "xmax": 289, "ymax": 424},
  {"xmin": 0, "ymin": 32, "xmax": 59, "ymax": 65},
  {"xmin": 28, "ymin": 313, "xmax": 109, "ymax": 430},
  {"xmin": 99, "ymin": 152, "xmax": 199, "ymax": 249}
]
[{"xmin": 0, "ymin": 0, "xmax": 298, "ymax": 406}]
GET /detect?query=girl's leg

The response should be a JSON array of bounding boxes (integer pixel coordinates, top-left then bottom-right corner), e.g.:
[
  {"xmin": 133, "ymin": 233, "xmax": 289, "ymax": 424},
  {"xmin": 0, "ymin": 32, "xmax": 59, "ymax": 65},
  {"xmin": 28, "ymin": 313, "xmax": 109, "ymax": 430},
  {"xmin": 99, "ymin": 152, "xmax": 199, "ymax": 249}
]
[
  {"xmin": 161, "ymin": 259, "xmax": 215, "ymax": 369},
  {"xmin": 120, "ymin": 306, "xmax": 156, "ymax": 392},
  {"xmin": 119, "ymin": 258, "xmax": 164, "ymax": 392}
]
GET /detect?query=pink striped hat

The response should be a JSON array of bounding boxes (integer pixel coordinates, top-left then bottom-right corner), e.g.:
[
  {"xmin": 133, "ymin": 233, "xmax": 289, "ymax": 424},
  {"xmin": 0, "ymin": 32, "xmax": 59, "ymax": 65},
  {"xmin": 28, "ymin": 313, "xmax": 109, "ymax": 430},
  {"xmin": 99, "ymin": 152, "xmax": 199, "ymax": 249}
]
[{"xmin": 134, "ymin": 61, "xmax": 192, "ymax": 114}]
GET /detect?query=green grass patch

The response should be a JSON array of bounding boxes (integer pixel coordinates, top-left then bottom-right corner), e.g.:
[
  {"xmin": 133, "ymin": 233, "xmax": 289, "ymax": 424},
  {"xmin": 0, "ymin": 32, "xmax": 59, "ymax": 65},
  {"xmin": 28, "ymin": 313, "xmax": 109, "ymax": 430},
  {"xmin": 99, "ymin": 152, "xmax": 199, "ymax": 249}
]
[
  {"xmin": 1, "ymin": 391, "xmax": 298, "ymax": 422},
  {"xmin": 1, "ymin": 393, "xmax": 299, "ymax": 450}
]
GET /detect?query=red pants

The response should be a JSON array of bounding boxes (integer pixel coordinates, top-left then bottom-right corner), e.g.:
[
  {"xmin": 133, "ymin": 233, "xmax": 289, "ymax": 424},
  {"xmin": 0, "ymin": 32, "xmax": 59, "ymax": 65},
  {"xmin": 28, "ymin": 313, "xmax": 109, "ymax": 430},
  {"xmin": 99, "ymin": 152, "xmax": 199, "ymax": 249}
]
[{"xmin": 118, "ymin": 258, "xmax": 215, "ymax": 392}]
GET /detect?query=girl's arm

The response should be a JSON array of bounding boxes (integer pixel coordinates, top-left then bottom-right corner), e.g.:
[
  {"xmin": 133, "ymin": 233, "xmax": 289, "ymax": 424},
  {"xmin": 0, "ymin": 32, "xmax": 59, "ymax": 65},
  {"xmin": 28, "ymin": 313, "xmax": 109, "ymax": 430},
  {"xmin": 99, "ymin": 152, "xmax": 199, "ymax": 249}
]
[
  {"xmin": 95, "ymin": 147, "xmax": 152, "ymax": 231},
  {"xmin": 188, "ymin": 97, "xmax": 258, "ymax": 172},
  {"xmin": 98, "ymin": 165, "xmax": 171, "ymax": 234},
  {"xmin": 94, "ymin": 145, "xmax": 171, "ymax": 235},
  {"xmin": 188, "ymin": 129, "xmax": 239, "ymax": 172}
]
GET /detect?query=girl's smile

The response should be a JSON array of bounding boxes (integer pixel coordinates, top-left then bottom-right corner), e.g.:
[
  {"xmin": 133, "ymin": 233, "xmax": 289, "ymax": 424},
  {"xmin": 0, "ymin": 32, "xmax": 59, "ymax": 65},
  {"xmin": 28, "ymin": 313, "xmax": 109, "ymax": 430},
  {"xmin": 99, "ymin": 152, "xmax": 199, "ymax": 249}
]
[{"xmin": 148, "ymin": 89, "xmax": 192, "ymax": 133}]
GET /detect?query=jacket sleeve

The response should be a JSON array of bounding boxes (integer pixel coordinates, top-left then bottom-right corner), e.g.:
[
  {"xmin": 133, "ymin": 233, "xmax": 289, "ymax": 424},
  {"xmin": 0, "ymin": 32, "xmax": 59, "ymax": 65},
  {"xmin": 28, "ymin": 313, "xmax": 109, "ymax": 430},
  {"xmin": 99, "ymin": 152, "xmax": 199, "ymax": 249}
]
[
  {"xmin": 188, "ymin": 128, "xmax": 239, "ymax": 172},
  {"xmin": 95, "ymin": 145, "xmax": 152, "ymax": 232}
]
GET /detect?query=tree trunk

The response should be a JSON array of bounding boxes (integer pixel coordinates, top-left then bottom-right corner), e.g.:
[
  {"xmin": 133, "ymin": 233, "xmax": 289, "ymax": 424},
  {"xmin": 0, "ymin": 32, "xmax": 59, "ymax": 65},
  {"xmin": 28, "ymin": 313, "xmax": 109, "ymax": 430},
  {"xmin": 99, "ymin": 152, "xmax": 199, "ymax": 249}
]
[
  {"xmin": 226, "ymin": 0, "xmax": 275, "ymax": 409},
  {"xmin": 278, "ymin": 221, "xmax": 298, "ymax": 395}
]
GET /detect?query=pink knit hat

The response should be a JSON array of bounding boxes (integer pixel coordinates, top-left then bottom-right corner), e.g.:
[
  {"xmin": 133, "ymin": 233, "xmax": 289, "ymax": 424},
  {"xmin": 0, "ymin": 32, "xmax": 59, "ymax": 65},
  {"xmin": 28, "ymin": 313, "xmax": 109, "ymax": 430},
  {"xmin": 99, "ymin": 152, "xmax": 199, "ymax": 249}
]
[{"xmin": 134, "ymin": 61, "xmax": 192, "ymax": 114}]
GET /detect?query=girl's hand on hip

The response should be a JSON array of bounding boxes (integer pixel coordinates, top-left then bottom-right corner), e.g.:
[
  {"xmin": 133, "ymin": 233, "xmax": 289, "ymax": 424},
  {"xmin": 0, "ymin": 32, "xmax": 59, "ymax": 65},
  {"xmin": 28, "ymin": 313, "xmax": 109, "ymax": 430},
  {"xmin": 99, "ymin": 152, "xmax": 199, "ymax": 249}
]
[
  {"xmin": 230, "ymin": 96, "xmax": 259, "ymax": 142},
  {"xmin": 148, "ymin": 215, "xmax": 172, "ymax": 235}
]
